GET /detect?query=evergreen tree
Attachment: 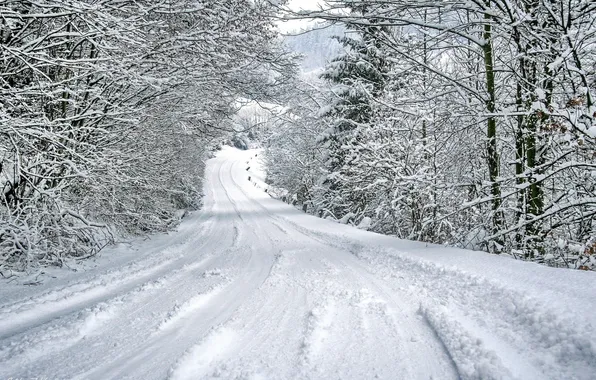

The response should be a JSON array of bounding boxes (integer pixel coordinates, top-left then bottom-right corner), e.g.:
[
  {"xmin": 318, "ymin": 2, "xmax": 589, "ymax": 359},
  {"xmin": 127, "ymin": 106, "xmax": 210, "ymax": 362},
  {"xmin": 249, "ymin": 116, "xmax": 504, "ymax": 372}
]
[{"xmin": 316, "ymin": 2, "xmax": 389, "ymax": 220}]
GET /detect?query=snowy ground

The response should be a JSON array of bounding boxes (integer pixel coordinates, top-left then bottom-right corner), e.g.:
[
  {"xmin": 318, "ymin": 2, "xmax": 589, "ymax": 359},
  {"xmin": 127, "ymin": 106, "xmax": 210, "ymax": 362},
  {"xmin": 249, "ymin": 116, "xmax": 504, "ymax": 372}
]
[{"xmin": 1, "ymin": 147, "xmax": 595, "ymax": 380}]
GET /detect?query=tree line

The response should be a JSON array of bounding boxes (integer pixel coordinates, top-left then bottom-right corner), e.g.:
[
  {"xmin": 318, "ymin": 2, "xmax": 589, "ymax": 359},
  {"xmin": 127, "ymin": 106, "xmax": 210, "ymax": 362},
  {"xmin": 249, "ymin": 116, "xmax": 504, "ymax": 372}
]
[
  {"xmin": 0, "ymin": 0, "xmax": 295, "ymax": 272},
  {"xmin": 266, "ymin": 0, "xmax": 596, "ymax": 269}
]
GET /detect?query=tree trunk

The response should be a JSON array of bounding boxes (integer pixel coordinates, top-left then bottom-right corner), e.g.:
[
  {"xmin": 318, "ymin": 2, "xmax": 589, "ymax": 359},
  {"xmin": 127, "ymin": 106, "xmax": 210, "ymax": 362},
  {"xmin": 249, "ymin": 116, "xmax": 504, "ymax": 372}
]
[{"xmin": 482, "ymin": 7, "xmax": 504, "ymax": 245}]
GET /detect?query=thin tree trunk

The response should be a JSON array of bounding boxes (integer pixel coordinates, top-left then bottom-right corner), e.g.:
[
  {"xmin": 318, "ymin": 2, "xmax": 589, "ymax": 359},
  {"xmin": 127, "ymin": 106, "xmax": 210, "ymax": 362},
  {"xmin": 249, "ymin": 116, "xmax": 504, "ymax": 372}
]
[
  {"xmin": 482, "ymin": 6, "xmax": 504, "ymax": 245},
  {"xmin": 515, "ymin": 82, "xmax": 526, "ymax": 248}
]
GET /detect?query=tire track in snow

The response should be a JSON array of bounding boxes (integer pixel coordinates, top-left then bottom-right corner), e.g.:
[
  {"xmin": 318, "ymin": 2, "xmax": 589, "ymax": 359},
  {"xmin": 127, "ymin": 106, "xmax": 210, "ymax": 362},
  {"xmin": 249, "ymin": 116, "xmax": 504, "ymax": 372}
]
[
  {"xmin": 165, "ymin": 249, "xmax": 312, "ymax": 379},
  {"xmin": 232, "ymin": 148, "xmax": 595, "ymax": 380},
  {"xmin": 3, "ymin": 150, "xmax": 278, "ymax": 379},
  {"xmin": 300, "ymin": 298, "xmax": 337, "ymax": 367},
  {"xmin": 10, "ymin": 148, "xmax": 576, "ymax": 380},
  {"xmin": 227, "ymin": 152, "xmax": 460, "ymax": 379},
  {"xmin": 168, "ymin": 326, "xmax": 239, "ymax": 380},
  {"xmin": 0, "ymin": 301, "xmax": 121, "ymax": 369},
  {"xmin": 157, "ymin": 280, "xmax": 229, "ymax": 332},
  {"xmin": 75, "ymin": 241, "xmax": 274, "ymax": 380},
  {"xmin": 359, "ymin": 248, "xmax": 596, "ymax": 380},
  {"xmin": 0, "ymin": 213, "xmax": 219, "ymax": 342},
  {"xmin": 292, "ymin": 272, "xmax": 446, "ymax": 380},
  {"xmin": 0, "ymin": 257, "xmax": 177, "ymax": 341},
  {"xmin": 420, "ymin": 304, "xmax": 513, "ymax": 380},
  {"xmin": 180, "ymin": 285, "xmax": 308, "ymax": 379},
  {"xmin": 217, "ymin": 159, "xmax": 244, "ymax": 221},
  {"xmin": 300, "ymin": 243, "xmax": 461, "ymax": 379},
  {"xmin": 0, "ymin": 256, "xmax": 221, "ymax": 376}
]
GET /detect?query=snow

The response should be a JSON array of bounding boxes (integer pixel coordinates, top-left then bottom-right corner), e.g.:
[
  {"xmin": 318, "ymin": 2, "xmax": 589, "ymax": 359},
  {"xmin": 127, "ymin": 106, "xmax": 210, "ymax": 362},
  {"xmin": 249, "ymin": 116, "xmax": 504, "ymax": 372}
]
[
  {"xmin": 357, "ymin": 216, "xmax": 372, "ymax": 229},
  {"xmin": 169, "ymin": 326, "xmax": 239, "ymax": 380},
  {"xmin": 420, "ymin": 304, "xmax": 515, "ymax": 380},
  {"xmin": 1, "ymin": 146, "xmax": 595, "ymax": 380},
  {"xmin": 157, "ymin": 283, "xmax": 228, "ymax": 331}
]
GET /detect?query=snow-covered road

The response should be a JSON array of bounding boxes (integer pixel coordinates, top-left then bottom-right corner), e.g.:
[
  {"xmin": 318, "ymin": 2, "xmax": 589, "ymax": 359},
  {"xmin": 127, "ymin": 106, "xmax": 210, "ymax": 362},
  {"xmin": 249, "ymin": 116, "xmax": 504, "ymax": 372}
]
[{"xmin": 1, "ymin": 147, "xmax": 595, "ymax": 380}]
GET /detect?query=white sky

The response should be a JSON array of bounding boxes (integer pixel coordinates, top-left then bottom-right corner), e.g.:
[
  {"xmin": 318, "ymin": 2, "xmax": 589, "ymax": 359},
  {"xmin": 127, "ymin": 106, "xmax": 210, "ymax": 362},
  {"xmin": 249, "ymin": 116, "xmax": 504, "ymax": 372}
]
[
  {"xmin": 276, "ymin": 0, "xmax": 325, "ymax": 33},
  {"xmin": 288, "ymin": 0, "xmax": 322, "ymax": 11}
]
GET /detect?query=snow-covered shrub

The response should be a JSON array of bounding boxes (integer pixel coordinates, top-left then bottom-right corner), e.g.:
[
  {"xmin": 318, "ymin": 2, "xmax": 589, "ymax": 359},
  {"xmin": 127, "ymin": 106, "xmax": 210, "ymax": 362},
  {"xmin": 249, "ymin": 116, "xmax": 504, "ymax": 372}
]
[{"xmin": 0, "ymin": 0, "xmax": 297, "ymax": 272}]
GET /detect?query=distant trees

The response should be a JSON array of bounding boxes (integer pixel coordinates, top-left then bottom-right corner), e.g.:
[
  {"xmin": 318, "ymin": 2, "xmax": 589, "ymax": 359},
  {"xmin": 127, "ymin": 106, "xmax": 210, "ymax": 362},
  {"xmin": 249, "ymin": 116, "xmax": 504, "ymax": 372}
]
[
  {"xmin": 264, "ymin": 78, "xmax": 328, "ymax": 206},
  {"xmin": 284, "ymin": 23, "xmax": 344, "ymax": 72},
  {"xmin": 0, "ymin": 0, "xmax": 295, "ymax": 271},
  {"xmin": 268, "ymin": 0, "xmax": 596, "ymax": 269}
]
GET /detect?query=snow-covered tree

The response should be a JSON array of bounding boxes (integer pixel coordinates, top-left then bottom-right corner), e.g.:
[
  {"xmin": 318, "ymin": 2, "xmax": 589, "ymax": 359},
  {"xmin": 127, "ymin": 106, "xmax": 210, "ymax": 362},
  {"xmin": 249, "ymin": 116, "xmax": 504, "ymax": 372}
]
[
  {"xmin": 270, "ymin": 0, "xmax": 596, "ymax": 269},
  {"xmin": 0, "ymin": 0, "xmax": 296, "ymax": 272},
  {"xmin": 314, "ymin": 2, "xmax": 390, "ymax": 220}
]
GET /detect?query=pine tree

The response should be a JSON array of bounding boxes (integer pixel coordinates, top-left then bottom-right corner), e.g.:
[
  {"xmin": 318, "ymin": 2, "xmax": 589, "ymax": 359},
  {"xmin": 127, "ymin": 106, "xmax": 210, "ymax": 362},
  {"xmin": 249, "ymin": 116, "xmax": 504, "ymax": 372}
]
[{"xmin": 316, "ymin": 2, "xmax": 389, "ymax": 220}]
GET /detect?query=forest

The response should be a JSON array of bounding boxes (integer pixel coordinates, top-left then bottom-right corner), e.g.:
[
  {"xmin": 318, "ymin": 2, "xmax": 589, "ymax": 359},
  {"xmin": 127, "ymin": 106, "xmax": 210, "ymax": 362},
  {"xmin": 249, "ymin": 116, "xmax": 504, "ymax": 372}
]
[
  {"xmin": 265, "ymin": 0, "xmax": 596, "ymax": 270},
  {"xmin": 0, "ymin": 0, "xmax": 296, "ymax": 272},
  {"xmin": 1, "ymin": 2, "xmax": 595, "ymax": 379},
  {"xmin": 1, "ymin": 0, "xmax": 595, "ymax": 272}
]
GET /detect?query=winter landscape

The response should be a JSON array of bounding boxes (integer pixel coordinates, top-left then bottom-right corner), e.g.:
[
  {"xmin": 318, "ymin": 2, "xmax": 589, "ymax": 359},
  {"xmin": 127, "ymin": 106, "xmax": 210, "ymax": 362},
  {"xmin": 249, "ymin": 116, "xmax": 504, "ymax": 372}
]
[{"xmin": 1, "ymin": 0, "xmax": 595, "ymax": 379}]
